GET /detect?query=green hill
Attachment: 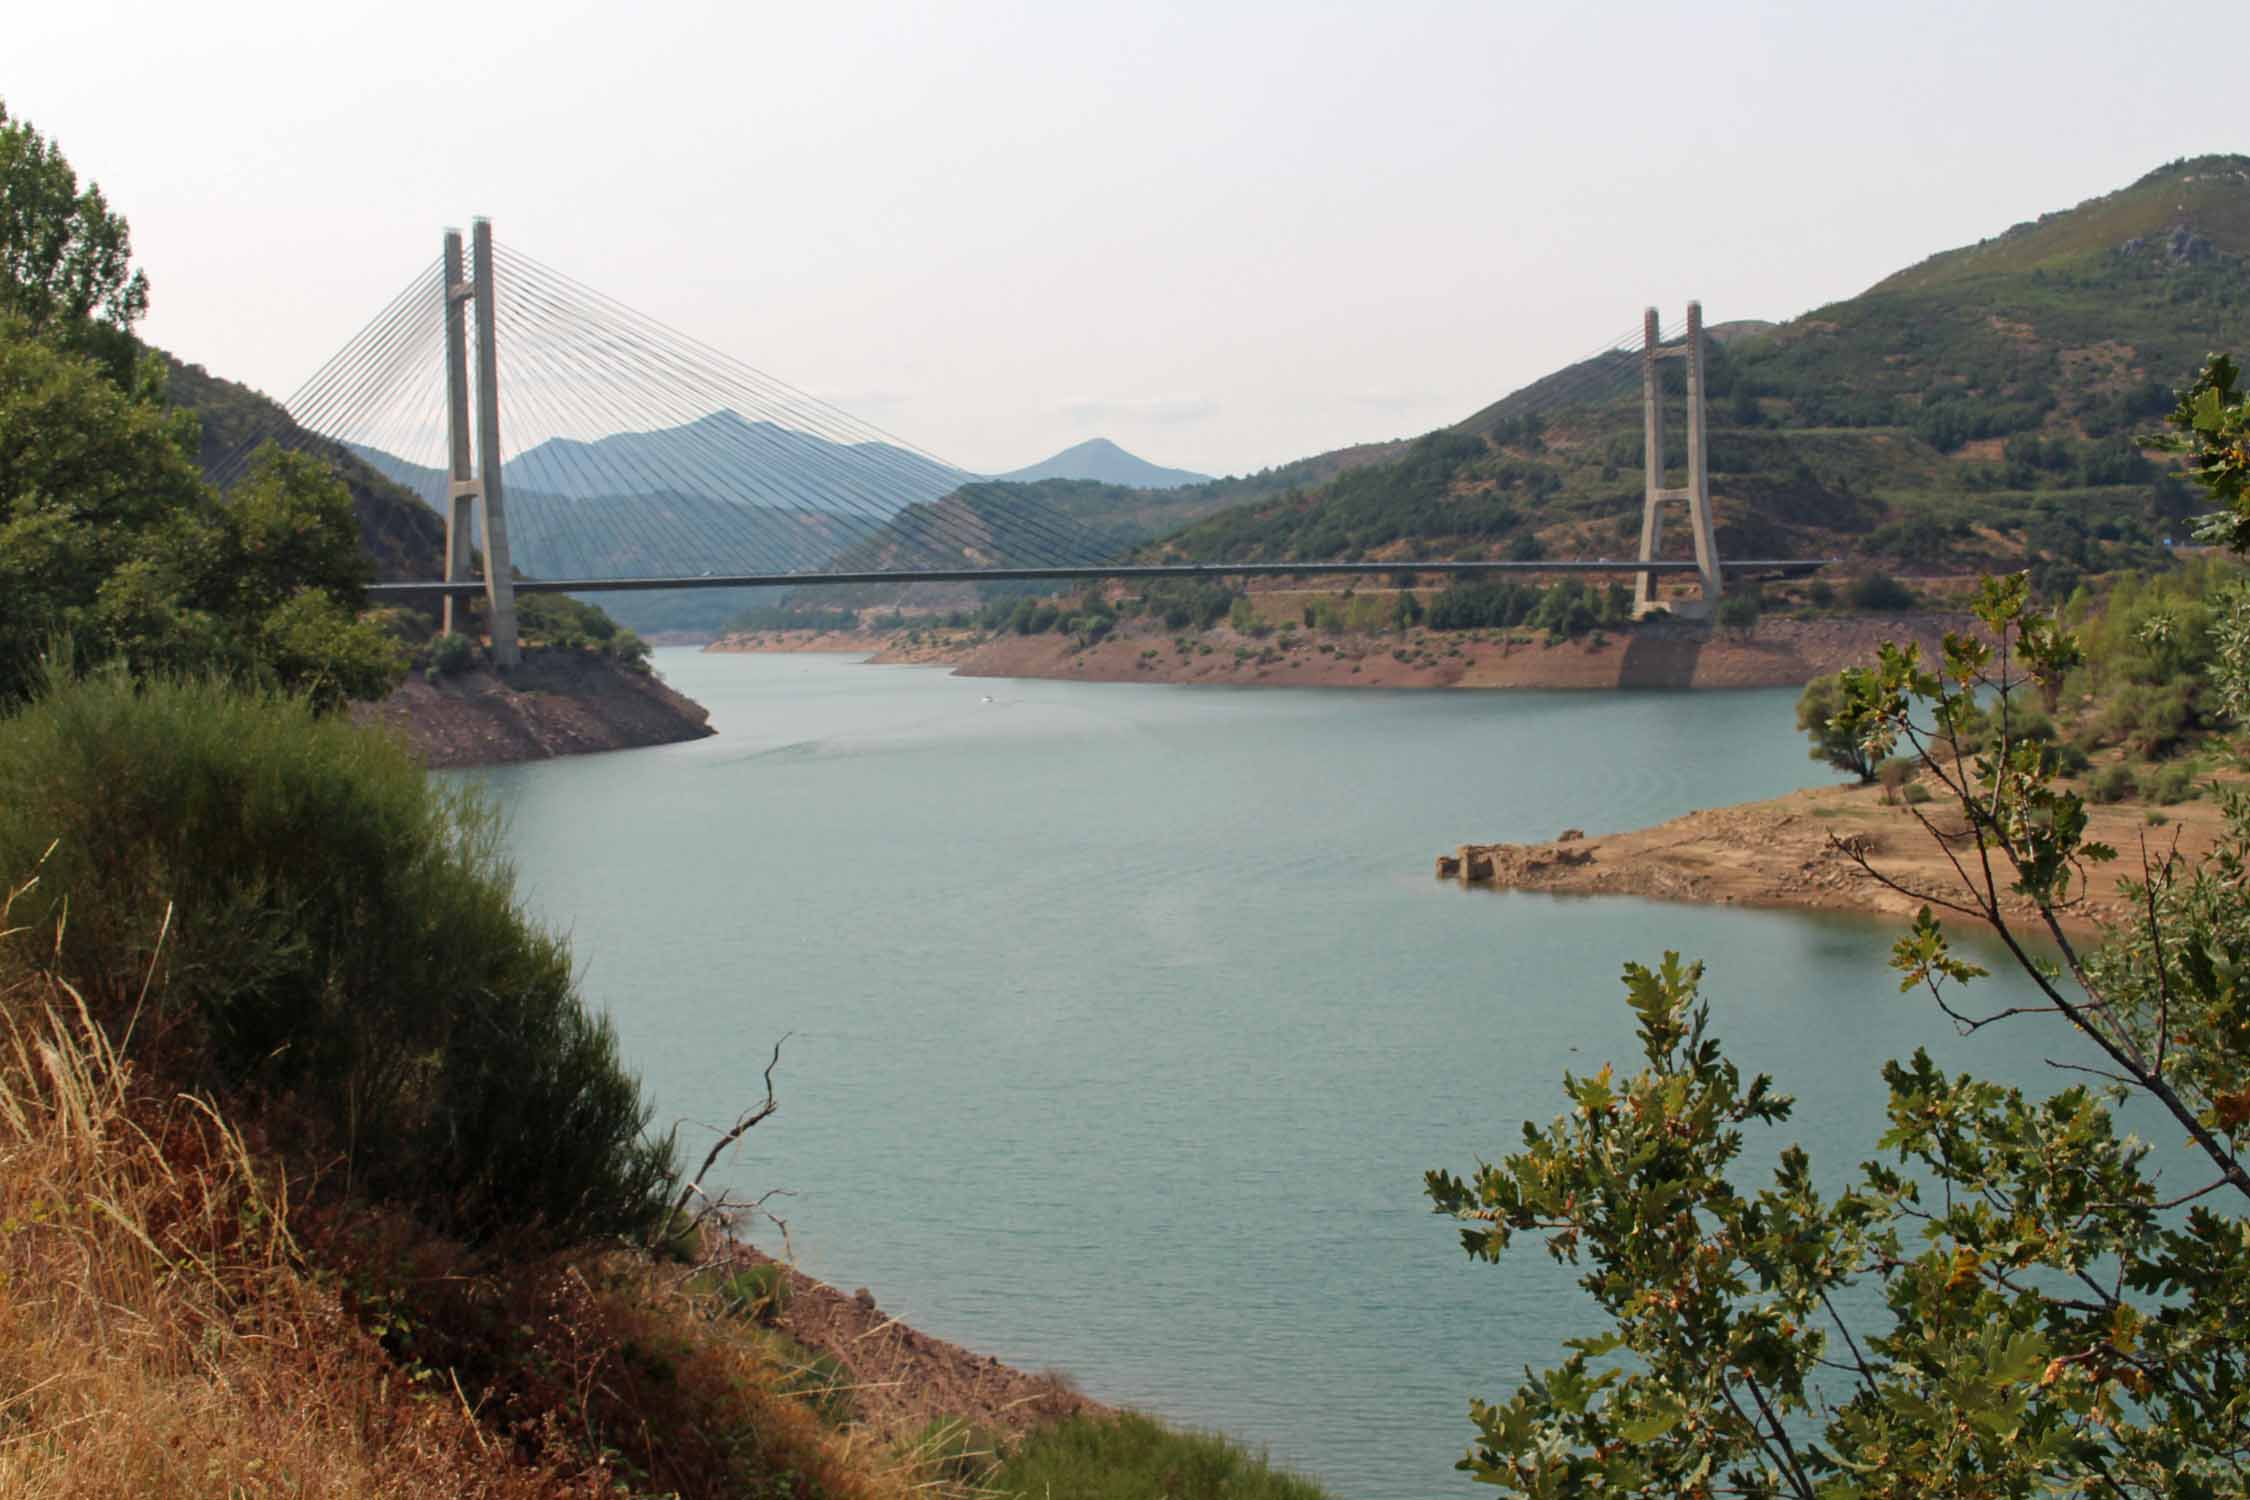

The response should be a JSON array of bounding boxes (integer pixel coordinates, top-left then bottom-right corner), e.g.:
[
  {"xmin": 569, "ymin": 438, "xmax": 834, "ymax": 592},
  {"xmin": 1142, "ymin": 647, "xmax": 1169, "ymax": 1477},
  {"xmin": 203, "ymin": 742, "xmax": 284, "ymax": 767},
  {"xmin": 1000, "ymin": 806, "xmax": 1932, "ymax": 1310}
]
[
  {"xmin": 1146, "ymin": 155, "xmax": 2250, "ymax": 596},
  {"xmin": 162, "ymin": 356, "xmax": 448, "ymax": 583},
  {"xmin": 1873, "ymin": 156, "xmax": 2250, "ymax": 293}
]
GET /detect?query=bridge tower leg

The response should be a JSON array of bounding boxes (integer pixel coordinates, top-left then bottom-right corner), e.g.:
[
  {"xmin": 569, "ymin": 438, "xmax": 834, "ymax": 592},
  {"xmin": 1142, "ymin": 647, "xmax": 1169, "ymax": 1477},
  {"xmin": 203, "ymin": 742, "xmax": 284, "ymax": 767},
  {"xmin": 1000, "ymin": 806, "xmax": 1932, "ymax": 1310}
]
[
  {"xmin": 440, "ymin": 230, "xmax": 477, "ymax": 640},
  {"xmin": 1632, "ymin": 302, "xmax": 1723, "ymax": 618},
  {"xmin": 1632, "ymin": 308, "xmax": 1666, "ymax": 617},
  {"xmin": 469, "ymin": 219, "xmax": 520, "ymax": 667}
]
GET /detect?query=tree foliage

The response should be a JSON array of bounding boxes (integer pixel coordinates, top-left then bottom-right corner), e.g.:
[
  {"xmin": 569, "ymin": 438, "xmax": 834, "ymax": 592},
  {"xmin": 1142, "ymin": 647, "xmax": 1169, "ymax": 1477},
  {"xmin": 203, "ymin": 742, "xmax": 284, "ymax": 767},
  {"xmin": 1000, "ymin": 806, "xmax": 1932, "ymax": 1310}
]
[
  {"xmin": 0, "ymin": 99, "xmax": 147, "ymax": 381},
  {"xmin": 2152, "ymin": 352, "xmax": 2250, "ymax": 553},
  {"xmin": 1433, "ymin": 450, "xmax": 2250, "ymax": 1491},
  {"xmin": 0, "ymin": 326, "xmax": 403, "ymax": 707},
  {"xmin": 1795, "ymin": 672, "xmax": 1877, "ymax": 782}
]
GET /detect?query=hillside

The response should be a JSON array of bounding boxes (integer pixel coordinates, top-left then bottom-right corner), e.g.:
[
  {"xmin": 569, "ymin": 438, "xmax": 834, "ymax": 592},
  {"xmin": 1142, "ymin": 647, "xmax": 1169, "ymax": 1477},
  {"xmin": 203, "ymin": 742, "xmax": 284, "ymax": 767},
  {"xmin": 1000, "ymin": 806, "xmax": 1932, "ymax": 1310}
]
[
  {"xmin": 163, "ymin": 355, "xmax": 447, "ymax": 582},
  {"xmin": 998, "ymin": 436, "xmax": 1212, "ymax": 488},
  {"xmin": 1145, "ymin": 155, "xmax": 2250, "ymax": 596}
]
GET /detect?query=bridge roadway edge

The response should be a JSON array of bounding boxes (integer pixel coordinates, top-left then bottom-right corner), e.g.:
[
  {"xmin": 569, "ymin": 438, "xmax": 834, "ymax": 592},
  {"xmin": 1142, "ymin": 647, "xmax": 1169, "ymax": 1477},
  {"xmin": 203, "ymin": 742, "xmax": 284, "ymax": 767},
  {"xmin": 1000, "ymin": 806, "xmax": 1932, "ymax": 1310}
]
[{"xmin": 369, "ymin": 559, "xmax": 1833, "ymax": 600}]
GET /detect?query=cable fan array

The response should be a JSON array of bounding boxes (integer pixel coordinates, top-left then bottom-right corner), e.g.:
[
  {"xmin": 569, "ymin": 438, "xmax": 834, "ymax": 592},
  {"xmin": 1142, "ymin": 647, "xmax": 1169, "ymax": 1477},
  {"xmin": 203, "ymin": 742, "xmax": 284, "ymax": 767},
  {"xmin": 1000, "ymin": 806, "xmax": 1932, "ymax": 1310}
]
[{"xmin": 207, "ymin": 242, "xmax": 1691, "ymax": 585}]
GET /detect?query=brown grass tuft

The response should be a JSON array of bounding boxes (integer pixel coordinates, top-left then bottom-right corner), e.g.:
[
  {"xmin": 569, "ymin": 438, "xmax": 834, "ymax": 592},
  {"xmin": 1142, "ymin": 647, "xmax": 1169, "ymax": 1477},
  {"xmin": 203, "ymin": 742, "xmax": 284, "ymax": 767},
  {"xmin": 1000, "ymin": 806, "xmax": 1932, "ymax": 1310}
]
[
  {"xmin": 0, "ymin": 967, "xmax": 918, "ymax": 1499},
  {"xmin": 0, "ymin": 976, "xmax": 586, "ymax": 1497}
]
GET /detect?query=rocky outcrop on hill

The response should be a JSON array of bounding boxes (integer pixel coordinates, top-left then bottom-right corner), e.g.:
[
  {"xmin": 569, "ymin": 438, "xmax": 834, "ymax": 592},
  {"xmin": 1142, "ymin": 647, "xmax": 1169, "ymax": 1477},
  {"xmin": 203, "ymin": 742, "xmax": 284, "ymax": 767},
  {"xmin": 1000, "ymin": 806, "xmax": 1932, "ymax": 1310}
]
[{"xmin": 353, "ymin": 648, "xmax": 714, "ymax": 768}]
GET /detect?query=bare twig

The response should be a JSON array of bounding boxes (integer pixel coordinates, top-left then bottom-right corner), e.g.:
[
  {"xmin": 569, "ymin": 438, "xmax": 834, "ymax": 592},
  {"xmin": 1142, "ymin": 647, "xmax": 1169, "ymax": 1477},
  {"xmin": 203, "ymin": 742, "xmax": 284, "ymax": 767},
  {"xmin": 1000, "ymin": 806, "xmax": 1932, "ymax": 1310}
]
[{"xmin": 664, "ymin": 1033, "xmax": 791, "ymax": 1243}]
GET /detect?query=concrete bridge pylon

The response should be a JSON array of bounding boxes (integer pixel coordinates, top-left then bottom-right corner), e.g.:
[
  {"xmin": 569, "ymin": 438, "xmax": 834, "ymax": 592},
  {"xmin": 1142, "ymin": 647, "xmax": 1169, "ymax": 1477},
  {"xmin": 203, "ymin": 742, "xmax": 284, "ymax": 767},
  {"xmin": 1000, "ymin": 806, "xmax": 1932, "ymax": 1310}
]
[
  {"xmin": 440, "ymin": 219, "xmax": 520, "ymax": 667},
  {"xmin": 1632, "ymin": 302, "xmax": 1723, "ymax": 619}
]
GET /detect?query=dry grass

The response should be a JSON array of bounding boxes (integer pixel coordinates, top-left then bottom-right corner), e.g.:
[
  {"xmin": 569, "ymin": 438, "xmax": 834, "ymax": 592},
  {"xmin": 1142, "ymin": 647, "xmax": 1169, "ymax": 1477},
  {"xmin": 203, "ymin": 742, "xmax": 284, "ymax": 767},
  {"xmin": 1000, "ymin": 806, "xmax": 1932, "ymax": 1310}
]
[
  {"xmin": 0, "ymin": 955, "xmax": 915, "ymax": 1499},
  {"xmin": 0, "ymin": 972, "xmax": 579, "ymax": 1497}
]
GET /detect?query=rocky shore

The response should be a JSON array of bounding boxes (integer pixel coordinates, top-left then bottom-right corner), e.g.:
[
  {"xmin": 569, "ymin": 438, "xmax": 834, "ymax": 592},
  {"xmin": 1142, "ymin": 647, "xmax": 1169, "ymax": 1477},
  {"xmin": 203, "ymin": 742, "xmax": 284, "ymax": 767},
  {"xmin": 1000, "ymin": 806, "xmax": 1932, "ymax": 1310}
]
[
  {"xmin": 353, "ymin": 648, "xmax": 715, "ymax": 768},
  {"xmin": 709, "ymin": 613, "xmax": 1977, "ymax": 692},
  {"xmin": 1439, "ymin": 778, "xmax": 2229, "ymax": 938},
  {"xmin": 723, "ymin": 1244, "xmax": 1107, "ymax": 1440}
]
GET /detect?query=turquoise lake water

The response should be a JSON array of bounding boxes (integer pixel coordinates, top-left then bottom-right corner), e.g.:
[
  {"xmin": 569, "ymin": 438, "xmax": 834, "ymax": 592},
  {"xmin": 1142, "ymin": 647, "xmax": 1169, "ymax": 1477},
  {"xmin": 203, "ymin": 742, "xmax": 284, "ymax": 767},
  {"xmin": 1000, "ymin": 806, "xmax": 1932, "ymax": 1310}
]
[{"xmin": 453, "ymin": 647, "xmax": 2148, "ymax": 1498}]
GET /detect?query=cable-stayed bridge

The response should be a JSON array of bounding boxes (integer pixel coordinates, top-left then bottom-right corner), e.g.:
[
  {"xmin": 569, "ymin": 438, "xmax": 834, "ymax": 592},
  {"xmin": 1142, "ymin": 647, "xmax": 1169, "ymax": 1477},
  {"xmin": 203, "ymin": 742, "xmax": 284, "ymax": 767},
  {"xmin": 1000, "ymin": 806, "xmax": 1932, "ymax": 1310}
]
[{"xmin": 209, "ymin": 220, "xmax": 1825, "ymax": 664}]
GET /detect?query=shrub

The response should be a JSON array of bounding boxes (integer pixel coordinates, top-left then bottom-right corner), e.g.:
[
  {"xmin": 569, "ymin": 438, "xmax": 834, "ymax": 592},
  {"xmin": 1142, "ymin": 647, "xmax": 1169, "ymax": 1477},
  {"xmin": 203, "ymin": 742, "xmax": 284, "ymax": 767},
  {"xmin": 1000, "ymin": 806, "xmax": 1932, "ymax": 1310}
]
[
  {"xmin": 605, "ymin": 627, "xmax": 650, "ymax": 671},
  {"xmin": 1901, "ymin": 781, "xmax": 1933, "ymax": 805},
  {"xmin": 1848, "ymin": 571, "xmax": 1916, "ymax": 612},
  {"xmin": 2090, "ymin": 762, "xmax": 2135, "ymax": 803},
  {"xmin": 997, "ymin": 1412, "xmax": 1329, "ymax": 1499},
  {"xmin": 0, "ymin": 668, "xmax": 673, "ymax": 1247},
  {"xmin": 1876, "ymin": 758, "xmax": 1915, "ymax": 803},
  {"xmin": 425, "ymin": 630, "xmax": 476, "ymax": 679},
  {"xmin": 1797, "ymin": 673, "xmax": 1877, "ymax": 782},
  {"xmin": 2139, "ymin": 762, "xmax": 2199, "ymax": 805},
  {"xmin": 1715, "ymin": 589, "xmax": 1762, "ymax": 636}
]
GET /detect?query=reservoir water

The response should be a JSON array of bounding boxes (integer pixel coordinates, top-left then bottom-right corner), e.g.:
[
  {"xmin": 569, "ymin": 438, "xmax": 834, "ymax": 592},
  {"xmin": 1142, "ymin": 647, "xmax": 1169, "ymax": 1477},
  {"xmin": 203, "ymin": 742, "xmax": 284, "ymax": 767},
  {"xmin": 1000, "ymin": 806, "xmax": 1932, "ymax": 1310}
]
[{"xmin": 457, "ymin": 648, "xmax": 2142, "ymax": 1498}]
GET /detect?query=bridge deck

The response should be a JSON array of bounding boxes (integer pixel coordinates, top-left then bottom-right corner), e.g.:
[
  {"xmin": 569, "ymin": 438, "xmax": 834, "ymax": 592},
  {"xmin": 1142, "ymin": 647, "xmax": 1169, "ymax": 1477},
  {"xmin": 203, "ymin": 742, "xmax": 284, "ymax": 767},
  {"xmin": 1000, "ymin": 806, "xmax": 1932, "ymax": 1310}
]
[{"xmin": 368, "ymin": 558, "xmax": 1832, "ymax": 599}]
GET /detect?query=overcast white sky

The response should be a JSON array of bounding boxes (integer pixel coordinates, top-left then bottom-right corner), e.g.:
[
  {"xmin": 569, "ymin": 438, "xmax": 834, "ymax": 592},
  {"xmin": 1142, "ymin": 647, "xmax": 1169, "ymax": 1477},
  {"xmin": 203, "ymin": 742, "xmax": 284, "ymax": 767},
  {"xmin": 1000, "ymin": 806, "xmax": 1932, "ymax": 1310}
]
[{"xmin": 9, "ymin": 1, "xmax": 2215, "ymax": 476}]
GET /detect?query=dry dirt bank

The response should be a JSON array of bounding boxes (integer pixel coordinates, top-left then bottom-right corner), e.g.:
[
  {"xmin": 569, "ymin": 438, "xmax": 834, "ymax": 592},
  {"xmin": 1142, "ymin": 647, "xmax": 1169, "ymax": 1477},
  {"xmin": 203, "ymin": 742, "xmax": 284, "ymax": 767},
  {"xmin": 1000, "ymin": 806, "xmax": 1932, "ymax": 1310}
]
[
  {"xmin": 1440, "ymin": 778, "xmax": 2228, "ymax": 939},
  {"xmin": 352, "ymin": 648, "xmax": 714, "ymax": 769},
  {"xmin": 721, "ymin": 1244, "xmax": 1106, "ymax": 1440},
  {"xmin": 937, "ymin": 613, "xmax": 1974, "ymax": 691},
  {"xmin": 712, "ymin": 614, "xmax": 1978, "ymax": 691}
]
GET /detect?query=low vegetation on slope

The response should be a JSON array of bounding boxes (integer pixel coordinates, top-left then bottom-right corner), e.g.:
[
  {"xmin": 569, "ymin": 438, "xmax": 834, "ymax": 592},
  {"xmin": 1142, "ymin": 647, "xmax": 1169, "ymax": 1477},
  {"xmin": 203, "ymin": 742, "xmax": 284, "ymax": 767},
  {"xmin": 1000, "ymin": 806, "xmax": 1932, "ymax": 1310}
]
[{"xmin": 1800, "ymin": 554, "xmax": 2245, "ymax": 808}]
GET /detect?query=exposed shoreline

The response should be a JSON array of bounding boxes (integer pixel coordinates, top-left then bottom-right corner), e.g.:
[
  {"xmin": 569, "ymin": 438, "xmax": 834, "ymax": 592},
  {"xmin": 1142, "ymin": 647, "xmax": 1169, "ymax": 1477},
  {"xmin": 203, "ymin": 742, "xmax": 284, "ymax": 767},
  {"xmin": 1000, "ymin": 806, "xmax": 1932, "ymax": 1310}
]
[
  {"xmin": 720, "ymin": 1242, "xmax": 1109, "ymax": 1441},
  {"xmin": 707, "ymin": 613, "xmax": 1976, "ymax": 692},
  {"xmin": 1438, "ymin": 777, "xmax": 2228, "ymax": 939},
  {"xmin": 354, "ymin": 648, "xmax": 715, "ymax": 768}
]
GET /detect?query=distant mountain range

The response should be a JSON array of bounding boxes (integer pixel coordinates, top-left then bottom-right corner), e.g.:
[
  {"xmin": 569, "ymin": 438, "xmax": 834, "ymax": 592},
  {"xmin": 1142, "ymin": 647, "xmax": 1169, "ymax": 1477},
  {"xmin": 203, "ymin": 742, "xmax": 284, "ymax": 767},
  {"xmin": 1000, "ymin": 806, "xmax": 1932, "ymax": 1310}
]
[
  {"xmin": 997, "ymin": 437, "xmax": 1210, "ymax": 489},
  {"xmin": 335, "ymin": 423, "xmax": 1215, "ymax": 633}
]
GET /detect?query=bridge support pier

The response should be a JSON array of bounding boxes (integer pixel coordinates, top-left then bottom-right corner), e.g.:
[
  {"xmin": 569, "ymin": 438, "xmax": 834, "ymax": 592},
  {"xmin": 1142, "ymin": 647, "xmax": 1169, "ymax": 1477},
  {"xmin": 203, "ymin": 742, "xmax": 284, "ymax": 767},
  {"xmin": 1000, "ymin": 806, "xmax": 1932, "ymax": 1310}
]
[
  {"xmin": 438, "ymin": 220, "xmax": 520, "ymax": 667},
  {"xmin": 441, "ymin": 230, "xmax": 477, "ymax": 640},
  {"xmin": 1632, "ymin": 302, "xmax": 1722, "ymax": 619},
  {"xmin": 470, "ymin": 220, "xmax": 520, "ymax": 667}
]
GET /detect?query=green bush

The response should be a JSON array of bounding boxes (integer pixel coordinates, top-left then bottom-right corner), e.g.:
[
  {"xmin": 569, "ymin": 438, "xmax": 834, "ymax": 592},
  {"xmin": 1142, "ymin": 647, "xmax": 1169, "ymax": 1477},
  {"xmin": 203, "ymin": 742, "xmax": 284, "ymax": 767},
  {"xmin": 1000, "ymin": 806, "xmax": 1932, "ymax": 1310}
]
[
  {"xmin": 2090, "ymin": 762, "xmax": 2135, "ymax": 803},
  {"xmin": 605, "ymin": 627, "xmax": 650, "ymax": 671},
  {"xmin": 2139, "ymin": 762, "xmax": 2199, "ymax": 805},
  {"xmin": 1902, "ymin": 781, "xmax": 1934, "ymax": 805},
  {"xmin": 0, "ymin": 669, "xmax": 674, "ymax": 1247},
  {"xmin": 996, "ymin": 1412, "xmax": 1330, "ymax": 1500},
  {"xmin": 1715, "ymin": 589, "xmax": 1762, "ymax": 636},
  {"xmin": 1848, "ymin": 571, "xmax": 1916, "ymax": 612},
  {"xmin": 426, "ymin": 630, "xmax": 476, "ymax": 679}
]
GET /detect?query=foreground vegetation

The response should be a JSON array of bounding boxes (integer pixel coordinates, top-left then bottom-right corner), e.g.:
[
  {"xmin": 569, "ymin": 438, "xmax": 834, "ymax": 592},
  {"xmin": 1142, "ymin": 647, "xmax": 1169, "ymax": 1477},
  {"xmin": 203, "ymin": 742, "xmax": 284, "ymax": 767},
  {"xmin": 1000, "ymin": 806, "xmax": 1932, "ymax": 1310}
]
[
  {"xmin": 1425, "ymin": 361, "xmax": 2250, "ymax": 1494},
  {"xmin": 1798, "ymin": 552, "xmax": 2244, "ymax": 805}
]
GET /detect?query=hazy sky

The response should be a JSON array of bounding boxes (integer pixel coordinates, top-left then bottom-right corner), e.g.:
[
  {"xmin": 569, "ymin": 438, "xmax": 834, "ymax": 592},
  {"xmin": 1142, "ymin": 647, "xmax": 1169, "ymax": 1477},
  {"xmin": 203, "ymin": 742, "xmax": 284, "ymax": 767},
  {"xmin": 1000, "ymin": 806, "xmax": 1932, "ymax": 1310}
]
[{"xmin": 10, "ymin": 1, "xmax": 2212, "ymax": 476}]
